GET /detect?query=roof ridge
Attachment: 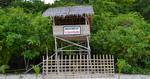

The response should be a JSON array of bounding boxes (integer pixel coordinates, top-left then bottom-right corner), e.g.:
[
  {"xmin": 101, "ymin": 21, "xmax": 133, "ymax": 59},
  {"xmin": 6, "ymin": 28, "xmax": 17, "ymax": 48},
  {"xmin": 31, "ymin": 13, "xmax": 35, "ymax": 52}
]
[{"xmin": 43, "ymin": 5, "xmax": 94, "ymax": 17}]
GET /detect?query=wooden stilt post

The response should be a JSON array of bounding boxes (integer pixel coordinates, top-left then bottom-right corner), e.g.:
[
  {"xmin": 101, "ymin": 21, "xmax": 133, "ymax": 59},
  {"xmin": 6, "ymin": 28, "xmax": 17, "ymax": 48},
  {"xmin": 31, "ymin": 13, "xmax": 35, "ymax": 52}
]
[
  {"xmin": 87, "ymin": 36, "xmax": 91, "ymax": 59},
  {"xmin": 46, "ymin": 54, "xmax": 48, "ymax": 75},
  {"xmin": 42, "ymin": 56, "xmax": 45, "ymax": 75},
  {"xmin": 87, "ymin": 36, "xmax": 91, "ymax": 76},
  {"xmin": 69, "ymin": 55, "xmax": 71, "ymax": 73},
  {"xmin": 54, "ymin": 37, "xmax": 59, "ymax": 74}
]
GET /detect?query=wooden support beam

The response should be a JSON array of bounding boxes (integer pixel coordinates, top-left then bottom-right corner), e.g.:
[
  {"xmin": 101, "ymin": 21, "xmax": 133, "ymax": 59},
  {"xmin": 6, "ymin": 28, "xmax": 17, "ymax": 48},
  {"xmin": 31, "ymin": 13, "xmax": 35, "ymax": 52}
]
[
  {"xmin": 54, "ymin": 37, "xmax": 59, "ymax": 73},
  {"xmin": 76, "ymin": 55, "xmax": 78, "ymax": 72},
  {"xmin": 87, "ymin": 55, "xmax": 89, "ymax": 74},
  {"xmin": 54, "ymin": 37, "xmax": 58, "ymax": 58},
  {"xmin": 87, "ymin": 36, "xmax": 91, "ymax": 59},
  {"xmin": 65, "ymin": 56, "xmax": 67, "ymax": 72},
  {"xmin": 57, "ymin": 50, "xmax": 89, "ymax": 52},
  {"xmin": 57, "ymin": 42, "xmax": 85, "ymax": 50},
  {"xmin": 56, "ymin": 36, "xmax": 88, "ymax": 50},
  {"xmin": 69, "ymin": 55, "xmax": 71, "ymax": 72},
  {"xmin": 58, "ymin": 44, "xmax": 73, "ymax": 50},
  {"xmin": 46, "ymin": 55, "xmax": 48, "ymax": 75},
  {"xmin": 52, "ymin": 17, "xmax": 55, "ymax": 26},
  {"xmin": 93, "ymin": 55, "xmax": 95, "ymax": 74},
  {"xmin": 42, "ymin": 56, "xmax": 45, "ymax": 74}
]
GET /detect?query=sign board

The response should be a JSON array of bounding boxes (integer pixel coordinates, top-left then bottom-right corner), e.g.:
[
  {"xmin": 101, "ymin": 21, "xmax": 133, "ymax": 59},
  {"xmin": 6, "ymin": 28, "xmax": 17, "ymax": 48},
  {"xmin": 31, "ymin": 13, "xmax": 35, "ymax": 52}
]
[{"xmin": 64, "ymin": 26, "xmax": 81, "ymax": 35}]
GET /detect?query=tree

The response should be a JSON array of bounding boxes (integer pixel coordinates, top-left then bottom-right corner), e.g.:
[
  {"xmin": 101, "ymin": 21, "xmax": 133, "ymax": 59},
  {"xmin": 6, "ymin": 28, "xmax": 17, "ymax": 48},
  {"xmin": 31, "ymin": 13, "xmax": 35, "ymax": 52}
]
[
  {"xmin": 91, "ymin": 12, "xmax": 150, "ymax": 74},
  {"xmin": 0, "ymin": 8, "xmax": 54, "ymax": 71},
  {"xmin": 11, "ymin": 1, "xmax": 51, "ymax": 13},
  {"xmin": 133, "ymin": 0, "xmax": 150, "ymax": 21},
  {"xmin": 0, "ymin": 0, "xmax": 11, "ymax": 7}
]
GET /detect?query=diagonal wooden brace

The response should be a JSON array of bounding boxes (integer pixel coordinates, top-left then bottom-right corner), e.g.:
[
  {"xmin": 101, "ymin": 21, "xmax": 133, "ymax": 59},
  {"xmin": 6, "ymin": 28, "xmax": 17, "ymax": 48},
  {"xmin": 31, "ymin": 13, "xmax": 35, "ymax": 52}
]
[{"xmin": 55, "ymin": 36, "xmax": 89, "ymax": 50}]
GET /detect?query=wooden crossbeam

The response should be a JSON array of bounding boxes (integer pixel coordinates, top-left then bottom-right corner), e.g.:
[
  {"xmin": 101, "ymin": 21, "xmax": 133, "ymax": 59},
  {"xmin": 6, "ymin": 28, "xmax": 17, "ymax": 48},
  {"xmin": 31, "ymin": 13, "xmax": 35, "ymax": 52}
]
[
  {"xmin": 57, "ymin": 42, "xmax": 85, "ymax": 50},
  {"xmin": 57, "ymin": 50, "xmax": 89, "ymax": 52},
  {"xmin": 55, "ymin": 36, "xmax": 89, "ymax": 50}
]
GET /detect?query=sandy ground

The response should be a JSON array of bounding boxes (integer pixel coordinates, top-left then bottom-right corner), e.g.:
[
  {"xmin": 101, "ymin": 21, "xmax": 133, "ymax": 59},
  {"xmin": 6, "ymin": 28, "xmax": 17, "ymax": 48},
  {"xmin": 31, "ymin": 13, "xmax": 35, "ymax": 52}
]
[{"xmin": 0, "ymin": 74, "xmax": 150, "ymax": 79}]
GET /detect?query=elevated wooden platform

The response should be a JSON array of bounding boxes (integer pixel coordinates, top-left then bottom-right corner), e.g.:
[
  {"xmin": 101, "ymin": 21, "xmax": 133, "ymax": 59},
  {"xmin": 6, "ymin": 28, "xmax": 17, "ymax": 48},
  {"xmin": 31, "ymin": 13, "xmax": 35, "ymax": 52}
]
[{"xmin": 57, "ymin": 35, "xmax": 89, "ymax": 41}]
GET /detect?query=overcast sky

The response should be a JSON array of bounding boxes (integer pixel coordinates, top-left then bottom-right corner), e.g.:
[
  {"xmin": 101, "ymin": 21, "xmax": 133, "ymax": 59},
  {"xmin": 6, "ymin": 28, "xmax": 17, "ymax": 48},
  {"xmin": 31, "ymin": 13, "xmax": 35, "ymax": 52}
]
[{"xmin": 41, "ymin": 0, "xmax": 55, "ymax": 4}]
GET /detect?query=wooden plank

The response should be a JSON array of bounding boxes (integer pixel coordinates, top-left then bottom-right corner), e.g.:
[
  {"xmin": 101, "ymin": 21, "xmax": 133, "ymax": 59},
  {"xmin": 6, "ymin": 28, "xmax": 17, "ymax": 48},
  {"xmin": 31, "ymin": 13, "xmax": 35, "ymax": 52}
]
[
  {"xmin": 46, "ymin": 55, "xmax": 48, "ymax": 75},
  {"xmin": 87, "ymin": 55, "xmax": 89, "ymax": 74},
  {"xmin": 50, "ymin": 56, "xmax": 52, "ymax": 72},
  {"xmin": 93, "ymin": 55, "xmax": 95, "ymax": 74},
  {"xmin": 87, "ymin": 36, "xmax": 91, "ymax": 58},
  {"xmin": 76, "ymin": 55, "xmax": 78, "ymax": 72},
  {"xmin": 99, "ymin": 55, "xmax": 101, "ymax": 74},
  {"xmin": 109, "ymin": 55, "xmax": 112, "ymax": 74},
  {"xmin": 42, "ymin": 56, "xmax": 45, "ymax": 74},
  {"xmin": 69, "ymin": 55, "xmax": 71, "ymax": 72},
  {"xmin": 80, "ymin": 53, "xmax": 82, "ymax": 72},
  {"xmin": 61, "ymin": 54, "xmax": 63, "ymax": 72},
  {"xmin": 58, "ymin": 55, "xmax": 60, "ymax": 73},
  {"xmin": 106, "ymin": 54, "xmax": 108, "ymax": 74},
  {"xmin": 65, "ymin": 56, "xmax": 67, "ymax": 72},
  {"xmin": 83, "ymin": 55, "xmax": 85, "ymax": 72},
  {"xmin": 112, "ymin": 55, "xmax": 115, "ymax": 75},
  {"xmin": 73, "ymin": 55, "xmax": 75, "ymax": 72}
]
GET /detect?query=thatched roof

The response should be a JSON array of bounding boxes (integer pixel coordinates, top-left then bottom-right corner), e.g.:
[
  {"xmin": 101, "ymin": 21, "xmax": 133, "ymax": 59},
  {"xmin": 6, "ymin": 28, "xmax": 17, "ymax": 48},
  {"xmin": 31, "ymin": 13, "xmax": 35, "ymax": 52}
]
[{"xmin": 43, "ymin": 5, "xmax": 94, "ymax": 17}]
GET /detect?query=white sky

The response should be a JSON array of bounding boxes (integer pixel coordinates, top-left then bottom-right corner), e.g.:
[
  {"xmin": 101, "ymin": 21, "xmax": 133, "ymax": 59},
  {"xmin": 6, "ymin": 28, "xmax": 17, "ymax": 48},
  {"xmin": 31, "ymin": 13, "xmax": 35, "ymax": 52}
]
[{"xmin": 41, "ymin": 0, "xmax": 55, "ymax": 4}]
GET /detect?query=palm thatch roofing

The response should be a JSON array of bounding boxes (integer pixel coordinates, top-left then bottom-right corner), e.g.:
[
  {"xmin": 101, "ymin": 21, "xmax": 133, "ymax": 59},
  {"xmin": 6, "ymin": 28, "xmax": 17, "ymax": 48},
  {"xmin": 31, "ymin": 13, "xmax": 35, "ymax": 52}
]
[{"xmin": 43, "ymin": 5, "xmax": 94, "ymax": 17}]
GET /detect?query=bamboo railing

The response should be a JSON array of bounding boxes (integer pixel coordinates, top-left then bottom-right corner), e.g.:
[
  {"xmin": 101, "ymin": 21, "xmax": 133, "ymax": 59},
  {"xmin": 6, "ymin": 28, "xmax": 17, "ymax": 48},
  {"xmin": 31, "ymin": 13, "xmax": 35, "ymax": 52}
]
[{"xmin": 43, "ymin": 54, "xmax": 115, "ymax": 79}]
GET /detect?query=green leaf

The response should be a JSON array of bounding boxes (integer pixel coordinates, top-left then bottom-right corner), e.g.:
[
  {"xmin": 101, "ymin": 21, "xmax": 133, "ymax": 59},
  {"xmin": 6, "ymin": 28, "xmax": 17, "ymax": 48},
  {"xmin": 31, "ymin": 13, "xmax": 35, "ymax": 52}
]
[{"xmin": 0, "ymin": 65, "xmax": 9, "ymax": 74}]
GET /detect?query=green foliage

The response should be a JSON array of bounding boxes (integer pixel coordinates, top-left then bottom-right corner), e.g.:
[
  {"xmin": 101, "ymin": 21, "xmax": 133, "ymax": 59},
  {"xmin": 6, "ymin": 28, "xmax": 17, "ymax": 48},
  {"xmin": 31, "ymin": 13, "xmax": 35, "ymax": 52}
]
[
  {"xmin": 0, "ymin": 65, "xmax": 9, "ymax": 74},
  {"xmin": 23, "ymin": 50, "xmax": 40, "ymax": 60},
  {"xmin": 52, "ymin": 0, "xmax": 78, "ymax": 7},
  {"xmin": 113, "ymin": 0, "xmax": 135, "ymax": 5},
  {"xmin": 133, "ymin": 0, "xmax": 150, "ymax": 21},
  {"xmin": 91, "ymin": 1, "xmax": 150, "ymax": 74},
  {"xmin": 92, "ymin": 0, "xmax": 134, "ymax": 15},
  {"xmin": 117, "ymin": 59, "xmax": 131, "ymax": 74},
  {"xmin": 0, "ymin": 0, "xmax": 11, "ymax": 7},
  {"xmin": 117, "ymin": 59, "xmax": 131, "ymax": 79},
  {"xmin": 91, "ymin": 12, "xmax": 150, "ymax": 74},
  {"xmin": 32, "ymin": 65, "xmax": 40, "ymax": 77},
  {"xmin": 11, "ymin": 1, "xmax": 51, "ymax": 13},
  {"xmin": 0, "ymin": 8, "xmax": 53, "ymax": 67}
]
